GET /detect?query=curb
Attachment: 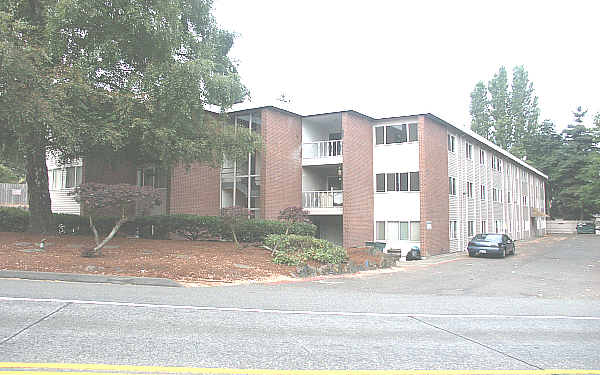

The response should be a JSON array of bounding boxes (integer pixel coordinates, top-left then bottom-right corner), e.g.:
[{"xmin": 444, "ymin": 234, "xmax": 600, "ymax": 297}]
[{"xmin": 0, "ymin": 270, "xmax": 182, "ymax": 287}]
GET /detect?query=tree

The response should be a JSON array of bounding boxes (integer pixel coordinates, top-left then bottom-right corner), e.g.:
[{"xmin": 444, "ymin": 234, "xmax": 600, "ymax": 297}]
[
  {"xmin": 0, "ymin": 0, "xmax": 259, "ymax": 233},
  {"xmin": 469, "ymin": 65, "xmax": 540, "ymax": 158},
  {"xmin": 72, "ymin": 183, "xmax": 161, "ymax": 257},
  {"xmin": 469, "ymin": 81, "xmax": 491, "ymax": 139},
  {"xmin": 488, "ymin": 66, "xmax": 511, "ymax": 149}
]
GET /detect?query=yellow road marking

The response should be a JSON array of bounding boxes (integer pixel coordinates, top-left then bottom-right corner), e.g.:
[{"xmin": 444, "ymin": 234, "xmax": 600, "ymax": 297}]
[{"xmin": 1, "ymin": 363, "xmax": 600, "ymax": 375}]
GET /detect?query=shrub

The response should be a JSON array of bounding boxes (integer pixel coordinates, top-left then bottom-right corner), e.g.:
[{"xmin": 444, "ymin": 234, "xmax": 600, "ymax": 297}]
[
  {"xmin": 169, "ymin": 214, "xmax": 224, "ymax": 240},
  {"xmin": 264, "ymin": 234, "xmax": 347, "ymax": 266},
  {"xmin": 0, "ymin": 207, "xmax": 29, "ymax": 232}
]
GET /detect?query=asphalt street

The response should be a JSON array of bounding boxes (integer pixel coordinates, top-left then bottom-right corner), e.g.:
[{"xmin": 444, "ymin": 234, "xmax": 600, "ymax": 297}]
[{"xmin": 1, "ymin": 234, "xmax": 599, "ymax": 373}]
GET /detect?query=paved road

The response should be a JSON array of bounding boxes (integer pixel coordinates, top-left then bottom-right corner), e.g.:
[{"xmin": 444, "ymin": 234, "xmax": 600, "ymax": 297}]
[{"xmin": 1, "ymin": 235, "xmax": 599, "ymax": 374}]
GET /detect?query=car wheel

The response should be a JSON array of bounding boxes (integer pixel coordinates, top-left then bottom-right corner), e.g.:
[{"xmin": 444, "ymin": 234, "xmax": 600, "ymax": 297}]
[{"xmin": 499, "ymin": 246, "xmax": 506, "ymax": 258}]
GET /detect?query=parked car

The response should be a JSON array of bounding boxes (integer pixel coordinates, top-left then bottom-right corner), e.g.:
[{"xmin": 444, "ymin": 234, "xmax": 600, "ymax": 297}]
[{"xmin": 467, "ymin": 233, "xmax": 516, "ymax": 258}]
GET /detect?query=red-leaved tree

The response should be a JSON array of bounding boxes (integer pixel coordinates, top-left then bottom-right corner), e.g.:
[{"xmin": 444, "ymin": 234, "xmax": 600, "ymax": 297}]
[
  {"xmin": 221, "ymin": 206, "xmax": 250, "ymax": 249},
  {"xmin": 72, "ymin": 183, "xmax": 161, "ymax": 257}
]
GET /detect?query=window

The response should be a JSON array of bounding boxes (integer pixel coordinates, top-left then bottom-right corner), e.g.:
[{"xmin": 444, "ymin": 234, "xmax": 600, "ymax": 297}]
[
  {"xmin": 408, "ymin": 123, "xmax": 418, "ymax": 142},
  {"xmin": 386, "ymin": 124, "xmax": 407, "ymax": 144},
  {"xmin": 376, "ymin": 221, "xmax": 385, "ymax": 241},
  {"xmin": 376, "ymin": 124, "xmax": 418, "ymax": 145},
  {"xmin": 388, "ymin": 222, "xmax": 399, "ymax": 241},
  {"xmin": 400, "ymin": 222, "xmax": 409, "ymax": 240},
  {"xmin": 399, "ymin": 173, "xmax": 409, "ymax": 191},
  {"xmin": 507, "ymin": 191, "xmax": 511, "ymax": 203},
  {"xmin": 375, "ymin": 127, "xmax": 385, "ymax": 145},
  {"xmin": 450, "ymin": 221, "xmax": 457, "ymax": 239},
  {"xmin": 466, "ymin": 182, "xmax": 473, "ymax": 198},
  {"xmin": 449, "ymin": 177, "xmax": 457, "ymax": 195},
  {"xmin": 480, "ymin": 185, "xmax": 486, "ymax": 200},
  {"xmin": 466, "ymin": 143, "xmax": 473, "ymax": 160},
  {"xmin": 523, "ymin": 195, "xmax": 528, "ymax": 206},
  {"xmin": 480, "ymin": 149, "xmax": 485, "ymax": 164},
  {"xmin": 409, "ymin": 172, "xmax": 420, "ymax": 191},
  {"xmin": 481, "ymin": 220, "xmax": 487, "ymax": 232},
  {"xmin": 137, "ymin": 166, "xmax": 167, "ymax": 189},
  {"xmin": 499, "ymin": 189, "xmax": 503, "ymax": 203},
  {"xmin": 495, "ymin": 220, "xmax": 502, "ymax": 233},
  {"xmin": 492, "ymin": 188, "xmax": 498, "ymax": 202},
  {"xmin": 448, "ymin": 134, "xmax": 455, "ymax": 152},
  {"xmin": 468, "ymin": 221, "xmax": 474, "ymax": 237},
  {"xmin": 498, "ymin": 159, "xmax": 502, "ymax": 172},
  {"xmin": 410, "ymin": 221, "xmax": 420, "ymax": 241},
  {"xmin": 376, "ymin": 172, "xmax": 418, "ymax": 192},
  {"xmin": 376, "ymin": 174, "xmax": 385, "ymax": 192},
  {"xmin": 386, "ymin": 173, "xmax": 397, "ymax": 192}
]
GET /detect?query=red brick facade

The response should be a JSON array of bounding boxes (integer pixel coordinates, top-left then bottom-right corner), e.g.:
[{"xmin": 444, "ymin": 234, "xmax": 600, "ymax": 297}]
[
  {"xmin": 418, "ymin": 115, "xmax": 449, "ymax": 256},
  {"xmin": 170, "ymin": 162, "xmax": 220, "ymax": 216},
  {"xmin": 341, "ymin": 112, "xmax": 374, "ymax": 248},
  {"xmin": 260, "ymin": 108, "xmax": 303, "ymax": 219}
]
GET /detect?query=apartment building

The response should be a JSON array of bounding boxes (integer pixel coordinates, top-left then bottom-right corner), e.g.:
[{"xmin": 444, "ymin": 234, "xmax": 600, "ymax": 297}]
[
  {"xmin": 170, "ymin": 106, "xmax": 548, "ymax": 256},
  {"xmin": 48, "ymin": 105, "xmax": 548, "ymax": 256}
]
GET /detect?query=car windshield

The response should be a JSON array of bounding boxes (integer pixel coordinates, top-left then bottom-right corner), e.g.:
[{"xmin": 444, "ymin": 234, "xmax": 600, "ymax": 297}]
[{"xmin": 473, "ymin": 234, "xmax": 503, "ymax": 242}]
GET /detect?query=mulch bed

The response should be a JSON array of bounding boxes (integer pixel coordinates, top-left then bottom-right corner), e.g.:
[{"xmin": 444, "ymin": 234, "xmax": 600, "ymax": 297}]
[{"xmin": 0, "ymin": 232, "xmax": 386, "ymax": 284}]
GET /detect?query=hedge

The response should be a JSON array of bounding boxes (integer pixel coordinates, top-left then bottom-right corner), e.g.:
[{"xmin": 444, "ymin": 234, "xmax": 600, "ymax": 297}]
[
  {"xmin": 0, "ymin": 208, "xmax": 317, "ymax": 243},
  {"xmin": 264, "ymin": 234, "xmax": 347, "ymax": 266}
]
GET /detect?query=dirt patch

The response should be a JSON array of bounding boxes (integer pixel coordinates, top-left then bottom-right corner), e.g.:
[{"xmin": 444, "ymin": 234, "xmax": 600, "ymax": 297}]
[{"xmin": 0, "ymin": 233, "xmax": 386, "ymax": 283}]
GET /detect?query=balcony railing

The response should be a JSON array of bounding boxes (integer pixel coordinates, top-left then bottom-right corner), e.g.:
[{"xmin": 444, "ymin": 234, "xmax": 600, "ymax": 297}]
[
  {"xmin": 303, "ymin": 190, "xmax": 343, "ymax": 209},
  {"xmin": 303, "ymin": 140, "xmax": 343, "ymax": 160}
]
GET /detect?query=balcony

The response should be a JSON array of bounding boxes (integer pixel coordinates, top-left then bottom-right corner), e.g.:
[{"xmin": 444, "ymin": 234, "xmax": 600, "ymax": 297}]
[
  {"xmin": 302, "ymin": 190, "xmax": 343, "ymax": 215},
  {"xmin": 302, "ymin": 140, "xmax": 343, "ymax": 166}
]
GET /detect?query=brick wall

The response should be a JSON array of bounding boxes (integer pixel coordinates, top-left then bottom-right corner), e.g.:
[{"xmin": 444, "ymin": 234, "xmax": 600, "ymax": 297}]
[
  {"xmin": 419, "ymin": 115, "xmax": 450, "ymax": 256},
  {"xmin": 170, "ymin": 162, "xmax": 220, "ymax": 216},
  {"xmin": 260, "ymin": 108, "xmax": 302, "ymax": 219},
  {"xmin": 341, "ymin": 112, "xmax": 374, "ymax": 248}
]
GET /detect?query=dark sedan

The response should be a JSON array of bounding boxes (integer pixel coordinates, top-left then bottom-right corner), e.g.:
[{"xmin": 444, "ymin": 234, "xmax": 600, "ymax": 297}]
[{"xmin": 467, "ymin": 233, "xmax": 516, "ymax": 258}]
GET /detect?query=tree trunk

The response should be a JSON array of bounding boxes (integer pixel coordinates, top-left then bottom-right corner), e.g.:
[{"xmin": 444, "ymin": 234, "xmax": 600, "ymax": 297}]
[{"xmin": 25, "ymin": 144, "xmax": 53, "ymax": 234}]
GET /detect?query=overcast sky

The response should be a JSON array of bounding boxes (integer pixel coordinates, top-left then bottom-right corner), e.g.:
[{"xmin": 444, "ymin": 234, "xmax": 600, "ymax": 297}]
[{"xmin": 213, "ymin": 0, "xmax": 599, "ymax": 130}]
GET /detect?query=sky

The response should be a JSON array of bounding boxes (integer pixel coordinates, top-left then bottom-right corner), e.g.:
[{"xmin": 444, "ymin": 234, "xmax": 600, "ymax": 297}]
[{"xmin": 213, "ymin": 0, "xmax": 599, "ymax": 131}]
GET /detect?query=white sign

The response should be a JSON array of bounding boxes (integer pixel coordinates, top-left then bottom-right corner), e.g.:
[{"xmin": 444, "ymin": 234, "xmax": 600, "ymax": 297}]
[
  {"xmin": 11, "ymin": 189, "xmax": 22, "ymax": 196},
  {"xmin": 426, "ymin": 221, "xmax": 432, "ymax": 230}
]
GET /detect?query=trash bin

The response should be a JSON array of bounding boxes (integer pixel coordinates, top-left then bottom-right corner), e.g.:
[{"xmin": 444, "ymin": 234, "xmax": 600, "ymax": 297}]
[
  {"xmin": 406, "ymin": 245, "xmax": 422, "ymax": 261},
  {"xmin": 576, "ymin": 222, "xmax": 596, "ymax": 234}
]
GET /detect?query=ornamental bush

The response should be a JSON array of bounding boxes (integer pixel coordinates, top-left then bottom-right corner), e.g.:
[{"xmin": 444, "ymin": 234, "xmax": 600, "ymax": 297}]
[{"xmin": 264, "ymin": 234, "xmax": 347, "ymax": 266}]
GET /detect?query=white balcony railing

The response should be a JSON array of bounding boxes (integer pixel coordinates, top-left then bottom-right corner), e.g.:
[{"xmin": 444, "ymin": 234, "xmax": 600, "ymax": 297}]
[
  {"xmin": 303, "ymin": 140, "xmax": 343, "ymax": 160},
  {"xmin": 303, "ymin": 190, "xmax": 343, "ymax": 209}
]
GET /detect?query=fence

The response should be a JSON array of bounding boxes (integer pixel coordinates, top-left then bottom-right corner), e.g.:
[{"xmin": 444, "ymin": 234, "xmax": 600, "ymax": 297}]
[
  {"xmin": 0, "ymin": 183, "xmax": 28, "ymax": 209},
  {"xmin": 546, "ymin": 220, "xmax": 578, "ymax": 234}
]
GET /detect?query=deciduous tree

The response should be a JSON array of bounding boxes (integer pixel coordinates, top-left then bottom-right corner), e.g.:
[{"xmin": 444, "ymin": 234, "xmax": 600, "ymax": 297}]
[{"xmin": 0, "ymin": 0, "xmax": 259, "ymax": 233}]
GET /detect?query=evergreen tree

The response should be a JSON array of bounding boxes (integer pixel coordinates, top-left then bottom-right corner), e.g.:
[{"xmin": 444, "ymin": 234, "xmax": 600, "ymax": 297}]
[
  {"xmin": 470, "ymin": 81, "xmax": 492, "ymax": 139},
  {"xmin": 510, "ymin": 66, "xmax": 539, "ymax": 158},
  {"xmin": 487, "ymin": 66, "xmax": 512, "ymax": 150}
]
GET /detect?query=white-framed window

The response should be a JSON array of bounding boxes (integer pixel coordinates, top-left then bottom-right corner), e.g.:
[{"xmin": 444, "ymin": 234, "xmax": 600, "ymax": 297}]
[
  {"xmin": 480, "ymin": 185, "xmax": 486, "ymax": 200},
  {"xmin": 468, "ymin": 221, "xmax": 474, "ymax": 237},
  {"xmin": 507, "ymin": 191, "xmax": 511, "ymax": 203},
  {"xmin": 375, "ymin": 123, "xmax": 418, "ymax": 145},
  {"xmin": 50, "ymin": 166, "xmax": 82, "ymax": 189},
  {"xmin": 410, "ymin": 221, "xmax": 420, "ymax": 241},
  {"xmin": 495, "ymin": 220, "xmax": 502, "ymax": 233},
  {"xmin": 137, "ymin": 166, "xmax": 168, "ymax": 189},
  {"xmin": 376, "ymin": 172, "xmax": 420, "ymax": 192},
  {"xmin": 499, "ymin": 189, "xmax": 503, "ymax": 203},
  {"xmin": 492, "ymin": 188, "xmax": 498, "ymax": 202},
  {"xmin": 449, "ymin": 177, "xmax": 457, "ymax": 195},
  {"xmin": 376, "ymin": 221, "xmax": 386, "ymax": 241},
  {"xmin": 450, "ymin": 221, "xmax": 457, "ymax": 239},
  {"xmin": 479, "ymin": 149, "xmax": 485, "ymax": 164},
  {"xmin": 447, "ymin": 134, "xmax": 455, "ymax": 152},
  {"xmin": 481, "ymin": 220, "xmax": 487, "ymax": 233},
  {"xmin": 466, "ymin": 143, "xmax": 473, "ymax": 160},
  {"xmin": 466, "ymin": 182, "xmax": 473, "ymax": 198},
  {"xmin": 376, "ymin": 220, "xmax": 419, "ymax": 242}
]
